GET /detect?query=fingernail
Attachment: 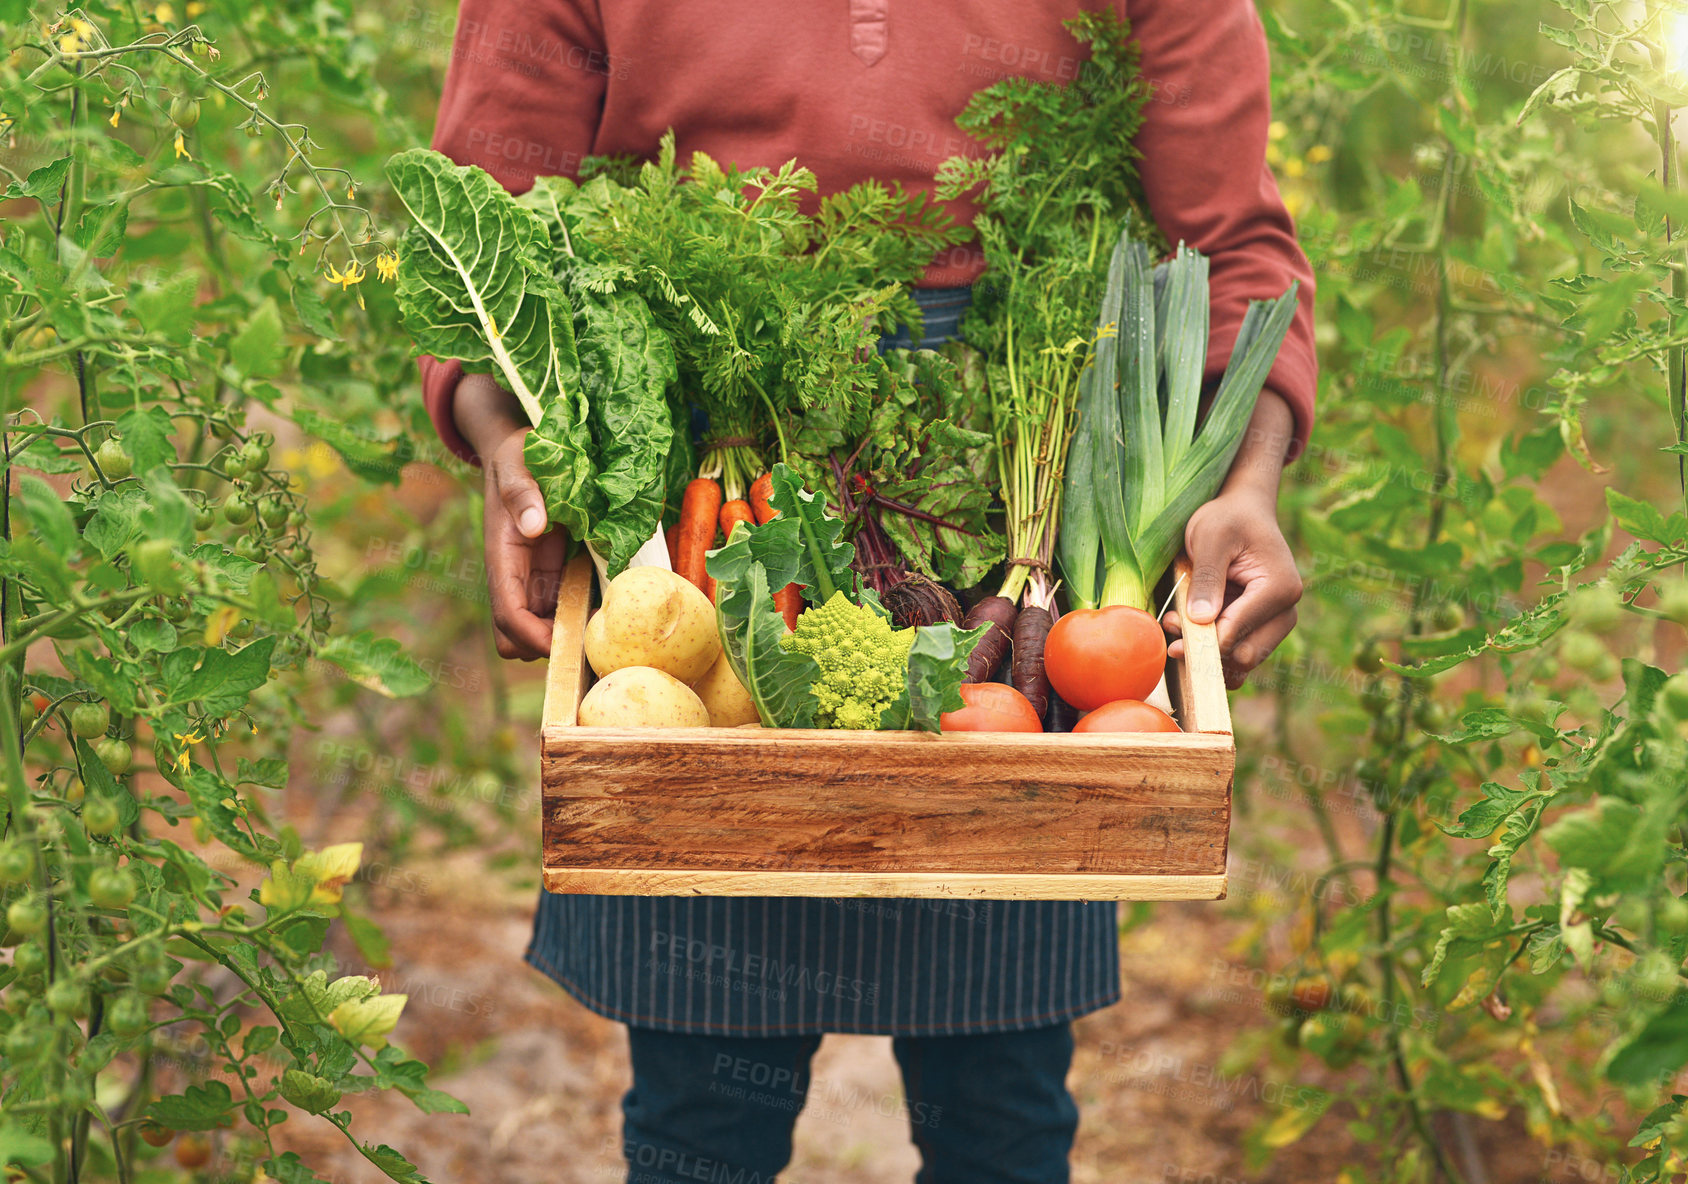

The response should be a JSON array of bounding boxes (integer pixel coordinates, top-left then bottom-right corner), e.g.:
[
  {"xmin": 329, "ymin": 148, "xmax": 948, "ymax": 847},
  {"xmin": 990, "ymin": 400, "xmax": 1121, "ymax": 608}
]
[
  {"xmin": 519, "ymin": 508, "xmax": 546, "ymax": 536},
  {"xmin": 1189, "ymin": 598, "xmax": 1212, "ymax": 619}
]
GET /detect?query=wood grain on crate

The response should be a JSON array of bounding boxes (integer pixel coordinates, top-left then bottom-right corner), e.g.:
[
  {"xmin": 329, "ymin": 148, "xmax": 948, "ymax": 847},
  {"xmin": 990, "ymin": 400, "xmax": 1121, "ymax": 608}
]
[
  {"xmin": 540, "ymin": 555, "xmax": 1234, "ymax": 901},
  {"xmin": 542, "ymin": 869, "xmax": 1228, "ymax": 900}
]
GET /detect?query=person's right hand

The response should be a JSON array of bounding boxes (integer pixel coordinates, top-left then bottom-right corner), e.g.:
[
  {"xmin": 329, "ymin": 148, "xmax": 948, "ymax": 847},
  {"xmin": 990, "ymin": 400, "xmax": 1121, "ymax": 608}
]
[{"xmin": 453, "ymin": 374, "xmax": 565, "ymax": 660}]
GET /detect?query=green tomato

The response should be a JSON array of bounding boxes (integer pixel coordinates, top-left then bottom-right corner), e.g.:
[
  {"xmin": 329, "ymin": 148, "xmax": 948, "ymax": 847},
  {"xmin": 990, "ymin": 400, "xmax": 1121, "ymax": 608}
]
[
  {"xmin": 194, "ymin": 502, "xmax": 217, "ymax": 532},
  {"xmin": 5, "ymin": 1019, "xmax": 49, "ymax": 1060},
  {"xmin": 1354, "ymin": 641, "xmax": 1385, "ymax": 675},
  {"xmin": 222, "ymin": 496, "xmax": 254, "ymax": 526},
  {"xmin": 1430, "ymin": 601, "xmax": 1464, "ymax": 631},
  {"xmin": 1413, "ymin": 698, "xmax": 1449, "ymax": 732},
  {"xmin": 1558, "ymin": 630, "xmax": 1605, "ymax": 673},
  {"xmin": 1567, "ymin": 584, "xmax": 1624, "ymax": 633},
  {"xmin": 221, "ymin": 453, "xmax": 247, "ymax": 480},
  {"xmin": 17, "ymin": 696, "xmax": 37, "ymax": 726},
  {"xmin": 1658, "ymin": 581, "xmax": 1688, "ymax": 627},
  {"xmin": 94, "ymin": 737, "xmax": 132, "ymax": 776},
  {"xmin": 241, "ymin": 440, "xmax": 271, "ymax": 474},
  {"xmin": 1658, "ymin": 673, "xmax": 1688, "ymax": 727},
  {"xmin": 133, "ymin": 961, "xmax": 172, "ymax": 997},
  {"xmin": 0, "ymin": 843, "xmax": 32, "ymax": 886},
  {"xmin": 1358, "ymin": 683, "xmax": 1392, "ymax": 717},
  {"xmin": 1658, "ymin": 895, "xmax": 1688, "ymax": 937},
  {"xmin": 169, "ymin": 94, "xmax": 200, "ymax": 129},
  {"xmin": 229, "ymin": 618, "xmax": 254, "ymax": 638},
  {"xmin": 233, "ymin": 536, "xmax": 264, "ymax": 562},
  {"xmin": 70, "ymin": 701, "xmax": 109, "ymax": 740},
  {"xmin": 82, "ymin": 796, "xmax": 121, "ymax": 837},
  {"xmin": 258, "ymin": 497, "xmax": 289, "ymax": 529},
  {"xmin": 163, "ymin": 596, "xmax": 192, "ymax": 622},
  {"xmin": 287, "ymin": 509, "xmax": 305, "ymax": 529},
  {"xmin": 45, "ymin": 978, "xmax": 86, "ymax": 1019},
  {"xmin": 95, "ymin": 438, "xmax": 132, "ymax": 480},
  {"xmin": 287, "ymin": 543, "xmax": 312, "ymax": 566},
  {"xmin": 88, "ymin": 867, "xmax": 137, "ymax": 910},
  {"xmin": 63, "ymin": 776, "xmax": 83, "ymax": 805},
  {"xmin": 105, "ymin": 991, "xmax": 148, "ymax": 1039},
  {"xmin": 7, "ymin": 899, "xmax": 45, "ymax": 938},
  {"xmin": 12, "ymin": 942, "xmax": 46, "ymax": 977}
]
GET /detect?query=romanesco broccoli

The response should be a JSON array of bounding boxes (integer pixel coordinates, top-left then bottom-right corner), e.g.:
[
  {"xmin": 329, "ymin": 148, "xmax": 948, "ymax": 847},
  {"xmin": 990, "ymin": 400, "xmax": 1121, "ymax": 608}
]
[{"xmin": 780, "ymin": 591, "xmax": 914, "ymax": 729}]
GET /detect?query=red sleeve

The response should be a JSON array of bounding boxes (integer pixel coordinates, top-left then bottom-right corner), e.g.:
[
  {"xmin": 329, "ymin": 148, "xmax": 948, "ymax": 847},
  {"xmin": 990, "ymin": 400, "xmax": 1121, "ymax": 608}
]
[
  {"xmin": 418, "ymin": 0, "xmax": 609, "ymax": 466},
  {"xmin": 1126, "ymin": 0, "xmax": 1317, "ymax": 460}
]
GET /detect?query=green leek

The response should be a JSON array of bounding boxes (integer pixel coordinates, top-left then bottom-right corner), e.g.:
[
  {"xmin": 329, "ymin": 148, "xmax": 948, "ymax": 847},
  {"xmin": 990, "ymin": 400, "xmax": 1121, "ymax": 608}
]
[{"xmin": 1059, "ymin": 230, "xmax": 1299, "ymax": 611}]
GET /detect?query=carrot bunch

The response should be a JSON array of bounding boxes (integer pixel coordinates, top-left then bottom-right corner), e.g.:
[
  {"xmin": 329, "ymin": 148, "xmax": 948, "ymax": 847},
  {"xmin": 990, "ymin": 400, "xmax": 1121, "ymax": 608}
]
[{"xmin": 667, "ymin": 474, "xmax": 801, "ymax": 630}]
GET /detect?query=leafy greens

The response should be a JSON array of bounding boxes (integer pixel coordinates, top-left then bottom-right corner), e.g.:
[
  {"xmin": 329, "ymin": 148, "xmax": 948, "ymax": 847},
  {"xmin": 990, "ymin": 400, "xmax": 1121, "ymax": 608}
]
[
  {"xmin": 386, "ymin": 149, "xmax": 675, "ymax": 576},
  {"xmin": 706, "ymin": 465, "xmax": 984, "ymax": 730}
]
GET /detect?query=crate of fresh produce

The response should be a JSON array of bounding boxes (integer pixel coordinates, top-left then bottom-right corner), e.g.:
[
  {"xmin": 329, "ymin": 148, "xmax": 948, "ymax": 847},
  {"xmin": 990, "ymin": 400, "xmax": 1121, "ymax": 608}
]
[
  {"xmin": 384, "ymin": 13, "xmax": 1298, "ymax": 900},
  {"xmin": 537, "ymin": 545, "xmax": 1233, "ymax": 900}
]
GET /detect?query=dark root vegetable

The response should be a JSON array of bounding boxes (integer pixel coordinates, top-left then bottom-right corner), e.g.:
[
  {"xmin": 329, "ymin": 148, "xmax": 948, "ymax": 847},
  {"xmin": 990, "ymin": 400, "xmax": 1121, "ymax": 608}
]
[
  {"xmin": 1012, "ymin": 605, "xmax": 1053, "ymax": 718},
  {"xmin": 960, "ymin": 595, "xmax": 1017, "ymax": 683},
  {"xmin": 882, "ymin": 574, "xmax": 963, "ymax": 629},
  {"xmin": 1044, "ymin": 690, "xmax": 1080, "ymax": 734}
]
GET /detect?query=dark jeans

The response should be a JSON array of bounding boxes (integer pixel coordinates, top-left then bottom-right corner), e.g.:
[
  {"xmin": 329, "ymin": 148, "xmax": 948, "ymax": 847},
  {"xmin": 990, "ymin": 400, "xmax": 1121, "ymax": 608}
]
[{"xmin": 618, "ymin": 1024, "xmax": 1078, "ymax": 1184}]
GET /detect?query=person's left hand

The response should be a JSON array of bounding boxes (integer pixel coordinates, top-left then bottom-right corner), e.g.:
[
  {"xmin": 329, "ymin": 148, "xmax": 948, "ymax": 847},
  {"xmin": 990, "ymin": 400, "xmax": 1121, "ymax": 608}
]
[
  {"xmin": 1162, "ymin": 484, "xmax": 1302, "ymax": 688},
  {"xmin": 1161, "ymin": 388, "xmax": 1303, "ymax": 689}
]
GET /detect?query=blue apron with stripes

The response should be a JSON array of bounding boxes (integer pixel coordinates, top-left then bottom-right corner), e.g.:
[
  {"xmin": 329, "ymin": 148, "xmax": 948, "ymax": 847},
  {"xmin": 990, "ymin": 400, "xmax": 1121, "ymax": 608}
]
[{"xmin": 525, "ymin": 286, "xmax": 1122, "ymax": 1035}]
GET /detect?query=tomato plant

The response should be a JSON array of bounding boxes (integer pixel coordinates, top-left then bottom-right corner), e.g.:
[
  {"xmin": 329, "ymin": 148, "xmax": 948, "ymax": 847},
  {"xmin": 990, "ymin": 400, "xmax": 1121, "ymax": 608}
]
[
  {"xmin": 0, "ymin": 7, "xmax": 461, "ymax": 1183},
  {"xmin": 1212, "ymin": 0, "xmax": 1688, "ymax": 1179}
]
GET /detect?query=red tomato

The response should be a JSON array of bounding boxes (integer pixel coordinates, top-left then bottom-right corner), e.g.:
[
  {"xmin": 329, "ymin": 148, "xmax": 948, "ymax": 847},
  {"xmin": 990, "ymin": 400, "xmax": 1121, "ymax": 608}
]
[
  {"xmin": 1073, "ymin": 699, "xmax": 1180, "ymax": 734},
  {"xmin": 1044, "ymin": 606, "xmax": 1167, "ymax": 710},
  {"xmin": 940, "ymin": 683, "xmax": 1043, "ymax": 733}
]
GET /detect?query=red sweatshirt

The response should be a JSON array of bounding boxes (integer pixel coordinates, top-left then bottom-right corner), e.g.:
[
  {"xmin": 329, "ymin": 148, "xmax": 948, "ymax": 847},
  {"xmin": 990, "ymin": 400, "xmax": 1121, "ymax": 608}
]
[{"xmin": 418, "ymin": 0, "xmax": 1317, "ymax": 464}]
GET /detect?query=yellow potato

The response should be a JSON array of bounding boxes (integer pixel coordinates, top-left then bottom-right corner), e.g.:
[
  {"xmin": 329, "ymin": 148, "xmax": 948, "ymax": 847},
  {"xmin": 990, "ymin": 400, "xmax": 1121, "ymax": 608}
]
[
  {"xmin": 690, "ymin": 650, "xmax": 760, "ymax": 727},
  {"xmin": 578, "ymin": 666, "xmax": 710, "ymax": 729},
  {"xmin": 584, "ymin": 566, "xmax": 720, "ymax": 684}
]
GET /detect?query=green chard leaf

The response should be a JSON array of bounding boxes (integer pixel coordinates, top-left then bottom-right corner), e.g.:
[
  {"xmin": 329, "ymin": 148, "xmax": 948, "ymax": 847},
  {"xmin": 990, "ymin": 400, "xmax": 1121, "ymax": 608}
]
[
  {"xmin": 385, "ymin": 149, "xmax": 577, "ymax": 428},
  {"xmin": 707, "ymin": 531, "xmax": 820, "ymax": 729},
  {"xmin": 878, "ymin": 622, "xmax": 988, "ymax": 732},
  {"xmin": 766, "ymin": 463, "xmax": 856, "ymax": 605}
]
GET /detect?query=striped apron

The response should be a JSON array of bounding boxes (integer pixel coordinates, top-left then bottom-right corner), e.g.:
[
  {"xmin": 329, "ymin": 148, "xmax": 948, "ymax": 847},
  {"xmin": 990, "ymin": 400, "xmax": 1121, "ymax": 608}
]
[{"xmin": 524, "ymin": 286, "xmax": 1122, "ymax": 1035}]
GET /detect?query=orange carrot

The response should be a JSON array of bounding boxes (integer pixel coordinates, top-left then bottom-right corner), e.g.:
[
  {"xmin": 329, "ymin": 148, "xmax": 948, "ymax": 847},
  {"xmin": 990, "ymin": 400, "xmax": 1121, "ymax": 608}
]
[
  {"xmin": 719, "ymin": 499, "xmax": 755, "ymax": 541},
  {"xmin": 748, "ymin": 473, "xmax": 800, "ymax": 627},
  {"xmin": 749, "ymin": 473, "xmax": 776, "ymax": 525},
  {"xmin": 677, "ymin": 478, "xmax": 723, "ymax": 597},
  {"xmin": 664, "ymin": 522, "xmax": 680, "ymax": 568},
  {"xmin": 772, "ymin": 585, "xmax": 801, "ymax": 631}
]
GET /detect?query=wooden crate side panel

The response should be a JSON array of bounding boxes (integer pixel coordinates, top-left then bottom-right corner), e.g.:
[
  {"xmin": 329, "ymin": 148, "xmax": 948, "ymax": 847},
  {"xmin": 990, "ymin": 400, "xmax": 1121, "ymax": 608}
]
[
  {"xmin": 542, "ymin": 868, "xmax": 1228, "ymax": 900},
  {"xmin": 541, "ymin": 730, "xmax": 1231, "ymax": 876},
  {"xmin": 541, "ymin": 556, "xmax": 597, "ymax": 730},
  {"xmin": 1170, "ymin": 556, "xmax": 1232, "ymax": 735}
]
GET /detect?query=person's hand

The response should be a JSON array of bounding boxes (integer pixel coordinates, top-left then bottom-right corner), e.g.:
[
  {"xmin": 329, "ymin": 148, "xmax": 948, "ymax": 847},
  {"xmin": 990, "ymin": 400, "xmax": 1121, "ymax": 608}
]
[
  {"xmin": 1162, "ymin": 390, "xmax": 1303, "ymax": 689},
  {"xmin": 454, "ymin": 374, "xmax": 566, "ymax": 660}
]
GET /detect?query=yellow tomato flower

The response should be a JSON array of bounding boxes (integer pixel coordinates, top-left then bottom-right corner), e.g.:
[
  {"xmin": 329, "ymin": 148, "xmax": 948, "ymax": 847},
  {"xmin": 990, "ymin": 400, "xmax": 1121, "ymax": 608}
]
[
  {"xmin": 1307, "ymin": 144, "xmax": 1333, "ymax": 164},
  {"xmin": 326, "ymin": 259, "xmax": 367, "ymax": 309},
  {"xmin": 1283, "ymin": 157, "xmax": 1305, "ymax": 178},
  {"xmin": 155, "ymin": 4, "xmax": 175, "ymax": 22},
  {"xmin": 1268, "ymin": 119, "xmax": 1288, "ymax": 141},
  {"xmin": 174, "ymin": 130, "xmax": 189, "ymax": 159},
  {"xmin": 375, "ymin": 252, "xmax": 398, "ymax": 283}
]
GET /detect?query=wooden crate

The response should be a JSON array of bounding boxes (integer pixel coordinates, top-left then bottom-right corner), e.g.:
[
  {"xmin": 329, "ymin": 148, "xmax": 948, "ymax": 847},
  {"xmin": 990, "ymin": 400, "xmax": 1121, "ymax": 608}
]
[{"xmin": 540, "ymin": 555, "xmax": 1232, "ymax": 901}]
